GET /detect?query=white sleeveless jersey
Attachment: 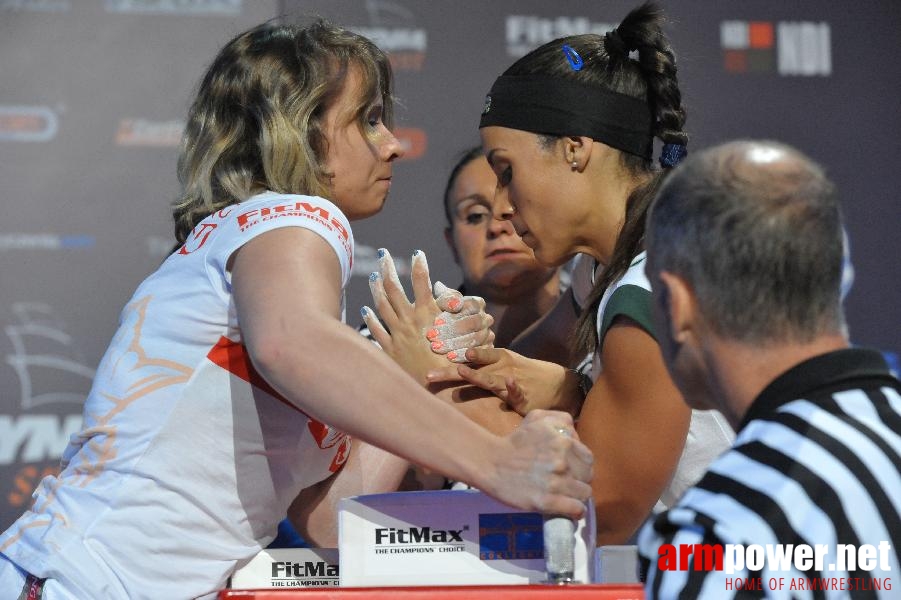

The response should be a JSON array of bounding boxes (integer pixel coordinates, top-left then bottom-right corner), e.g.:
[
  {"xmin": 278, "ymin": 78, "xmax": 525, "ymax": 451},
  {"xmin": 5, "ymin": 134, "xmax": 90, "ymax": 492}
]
[{"xmin": 0, "ymin": 192, "xmax": 353, "ymax": 599}]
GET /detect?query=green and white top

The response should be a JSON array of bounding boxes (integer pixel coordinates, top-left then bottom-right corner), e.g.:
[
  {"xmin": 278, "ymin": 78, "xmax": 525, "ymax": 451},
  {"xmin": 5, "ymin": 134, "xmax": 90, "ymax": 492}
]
[{"xmin": 571, "ymin": 251, "xmax": 734, "ymax": 513}]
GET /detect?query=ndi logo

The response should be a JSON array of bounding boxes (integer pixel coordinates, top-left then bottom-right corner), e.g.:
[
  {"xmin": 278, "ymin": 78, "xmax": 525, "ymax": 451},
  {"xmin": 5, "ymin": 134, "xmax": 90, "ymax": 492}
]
[
  {"xmin": 506, "ymin": 15, "xmax": 615, "ymax": 58},
  {"xmin": 721, "ymin": 20, "xmax": 831, "ymax": 76}
]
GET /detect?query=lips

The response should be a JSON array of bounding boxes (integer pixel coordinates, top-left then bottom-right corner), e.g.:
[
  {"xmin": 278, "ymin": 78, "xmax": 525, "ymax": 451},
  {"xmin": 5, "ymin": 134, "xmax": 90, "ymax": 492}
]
[{"xmin": 486, "ymin": 247, "xmax": 527, "ymax": 258}]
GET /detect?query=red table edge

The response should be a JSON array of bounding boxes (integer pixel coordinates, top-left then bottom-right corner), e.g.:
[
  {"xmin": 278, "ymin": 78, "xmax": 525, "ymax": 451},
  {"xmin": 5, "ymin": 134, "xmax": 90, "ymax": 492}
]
[{"xmin": 220, "ymin": 584, "xmax": 645, "ymax": 599}]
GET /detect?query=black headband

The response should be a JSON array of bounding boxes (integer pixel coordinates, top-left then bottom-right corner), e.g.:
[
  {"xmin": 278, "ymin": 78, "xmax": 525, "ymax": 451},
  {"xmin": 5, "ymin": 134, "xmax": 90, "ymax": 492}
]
[{"xmin": 479, "ymin": 75, "xmax": 653, "ymax": 159}]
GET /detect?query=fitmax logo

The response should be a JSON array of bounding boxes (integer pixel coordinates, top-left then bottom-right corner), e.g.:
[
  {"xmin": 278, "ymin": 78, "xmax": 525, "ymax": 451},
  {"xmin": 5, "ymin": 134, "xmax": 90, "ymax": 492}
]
[
  {"xmin": 506, "ymin": 15, "xmax": 615, "ymax": 57},
  {"xmin": 375, "ymin": 527, "xmax": 464, "ymax": 544},
  {"xmin": 271, "ymin": 561, "xmax": 337, "ymax": 578}
]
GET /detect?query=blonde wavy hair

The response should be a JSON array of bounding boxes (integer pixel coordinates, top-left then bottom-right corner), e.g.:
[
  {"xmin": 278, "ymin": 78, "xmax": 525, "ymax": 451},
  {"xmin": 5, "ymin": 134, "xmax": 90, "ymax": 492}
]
[{"xmin": 172, "ymin": 20, "xmax": 394, "ymax": 244}]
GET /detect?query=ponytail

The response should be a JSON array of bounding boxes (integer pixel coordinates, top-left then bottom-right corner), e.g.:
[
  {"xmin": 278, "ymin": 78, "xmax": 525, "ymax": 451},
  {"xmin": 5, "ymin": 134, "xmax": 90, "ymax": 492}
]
[
  {"xmin": 571, "ymin": 2, "xmax": 689, "ymax": 360},
  {"xmin": 489, "ymin": 2, "xmax": 688, "ymax": 361}
]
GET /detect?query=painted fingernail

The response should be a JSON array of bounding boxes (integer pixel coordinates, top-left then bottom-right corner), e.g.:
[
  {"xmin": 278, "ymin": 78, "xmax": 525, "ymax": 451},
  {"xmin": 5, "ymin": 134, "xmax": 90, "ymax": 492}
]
[
  {"xmin": 360, "ymin": 307, "xmax": 369, "ymax": 318},
  {"xmin": 447, "ymin": 351, "xmax": 458, "ymax": 361},
  {"xmin": 434, "ymin": 317, "xmax": 446, "ymax": 326},
  {"xmin": 377, "ymin": 248, "xmax": 386, "ymax": 258},
  {"xmin": 431, "ymin": 341, "xmax": 443, "ymax": 350},
  {"xmin": 369, "ymin": 272, "xmax": 379, "ymax": 282},
  {"xmin": 413, "ymin": 249, "xmax": 422, "ymax": 256},
  {"xmin": 447, "ymin": 298, "xmax": 461, "ymax": 310},
  {"xmin": 426, "ymin": 329, "xmax": 439, "ymax": 339}
]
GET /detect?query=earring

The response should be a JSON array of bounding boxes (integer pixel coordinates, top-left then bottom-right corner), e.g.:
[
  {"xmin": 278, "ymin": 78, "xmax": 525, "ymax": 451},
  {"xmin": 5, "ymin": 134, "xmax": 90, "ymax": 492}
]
[{"xmin": 571, "ymin": 161, "xmax": 578, "ymax": 169}]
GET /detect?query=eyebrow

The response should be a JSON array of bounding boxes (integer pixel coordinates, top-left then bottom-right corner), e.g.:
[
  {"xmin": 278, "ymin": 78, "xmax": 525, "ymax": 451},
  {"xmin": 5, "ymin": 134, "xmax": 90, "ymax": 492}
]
[{"xmin": 454, "ymin": 193, "xmax": 489, "ymax": 206}]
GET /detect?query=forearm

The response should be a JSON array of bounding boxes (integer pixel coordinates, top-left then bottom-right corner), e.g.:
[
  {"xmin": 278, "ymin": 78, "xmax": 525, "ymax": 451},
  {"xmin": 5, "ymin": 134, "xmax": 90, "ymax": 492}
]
[
  {"xmin": 430, "ymin": 381, "xmax": 523, "ymax": 437},
  {"xmin": 251, "ymin": 316, "xmax": 505, "ymax": 494},
  {"xmin": 233, "ymin": 231, "xmax": 593, "ymax": 520}
]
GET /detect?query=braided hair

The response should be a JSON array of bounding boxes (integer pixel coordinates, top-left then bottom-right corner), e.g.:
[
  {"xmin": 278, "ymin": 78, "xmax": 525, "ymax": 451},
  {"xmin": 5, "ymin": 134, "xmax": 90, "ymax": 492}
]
[{"xmin": 500, "ymin": 2, "xmax": 688, "ymax": 360}]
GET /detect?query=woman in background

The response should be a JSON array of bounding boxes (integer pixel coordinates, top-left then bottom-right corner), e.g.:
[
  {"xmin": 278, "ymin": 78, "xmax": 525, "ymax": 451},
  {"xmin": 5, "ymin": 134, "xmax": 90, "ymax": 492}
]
[{"xmin": 442, "ymin": 146, "xmax": 564, "ymax": 348}]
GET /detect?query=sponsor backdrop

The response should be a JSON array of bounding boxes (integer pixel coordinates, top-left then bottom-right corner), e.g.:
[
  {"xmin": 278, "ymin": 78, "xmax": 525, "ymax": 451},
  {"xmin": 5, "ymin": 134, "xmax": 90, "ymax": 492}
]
[{"xmin": 0, "ymin": 0, "xmax": 898, "ymax": 530}]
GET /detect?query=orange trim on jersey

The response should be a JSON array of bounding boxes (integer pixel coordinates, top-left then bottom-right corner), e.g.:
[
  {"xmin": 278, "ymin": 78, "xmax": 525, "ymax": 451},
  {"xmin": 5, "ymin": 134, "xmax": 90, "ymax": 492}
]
[
  {"xmin": 206, "ymin": 336, "xmax": 309, "ymax": 418},
  {"xmin": 206, "ymin": 336, "xmax": 350, "ymax": 472},
  {"xmin": 0, "ymin": 519, "xmax": 51, "ymax": 553}
]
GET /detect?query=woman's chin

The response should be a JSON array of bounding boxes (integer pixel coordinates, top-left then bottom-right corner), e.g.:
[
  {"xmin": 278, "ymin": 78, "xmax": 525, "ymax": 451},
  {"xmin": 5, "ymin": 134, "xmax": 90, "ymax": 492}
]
[
  {"xmin": 533, "ymin": 248, "xmax": 575, "ymax": 269},
  {"xmin": 345, "ymin": 197, "xmax": 387, "ymax": 221},
  {"xmin": 477, "ymin": 264, "xmax": 557, "ymax": 295}
]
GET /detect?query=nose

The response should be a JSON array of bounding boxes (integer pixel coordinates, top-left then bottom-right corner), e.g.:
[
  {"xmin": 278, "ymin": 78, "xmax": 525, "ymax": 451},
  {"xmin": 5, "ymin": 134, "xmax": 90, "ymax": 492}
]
[
  {"xmin": 381, "ymin": 128, "xmax": 404, "ymax": 162},
  {"xmin": 509, "ymin": 212, "xmax": 529, "ymax": 238},
  {"xmin": 487, "ymin": 217, "xmax": 517, "ymax": 239},
  {"xmin": 487, "ymin": 198, "xmax": 516, "ymax": 239},
  {"xmin": 491, "ymin": 185, "xmax": 516, "ymax": 217},
  {"xmin": 493, "ymin": 200, "xmax": 515, "ymax": 221}
]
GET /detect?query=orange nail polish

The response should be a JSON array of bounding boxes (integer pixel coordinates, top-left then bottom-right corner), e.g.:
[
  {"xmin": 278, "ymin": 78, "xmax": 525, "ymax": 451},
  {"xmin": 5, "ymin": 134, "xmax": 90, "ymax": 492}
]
[
  {"xmin": 431, "ymin": 341, "xmax": 443, "ymax": 350},
  {"xmin": 434, "ymin": 318, "xmax": 446, "ymax": 326},
  {"xmin": 447, "ymin": 351, "xmax": 457, "ymax": 361},
  {"xmin": 426, "ymin": 329, "xmax": 439, "ymax": 339},
  {"xmin": 448, "ymin": 298, "xmax": 461, "ymax": 310}
]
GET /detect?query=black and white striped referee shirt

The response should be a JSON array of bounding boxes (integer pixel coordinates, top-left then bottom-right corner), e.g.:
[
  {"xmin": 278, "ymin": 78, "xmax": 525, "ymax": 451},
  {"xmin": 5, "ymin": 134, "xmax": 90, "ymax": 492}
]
[{"xmin": 639, "ymin": 348, "xmax": 901, "ymax": 599}]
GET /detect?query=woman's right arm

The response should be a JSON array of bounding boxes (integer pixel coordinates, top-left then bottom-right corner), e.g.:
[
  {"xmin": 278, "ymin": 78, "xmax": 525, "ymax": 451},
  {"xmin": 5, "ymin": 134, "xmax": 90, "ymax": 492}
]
[
  {"xmin": 423, "ymin": 316, "xmax": 690, "ymax": 545},
  {"xmin": 577, "ymin": 317, "xmax": 691, "ymax": 545},
  {"xmin": 230, "ymin": 226, "xmax": 593, "ymax": 518}
]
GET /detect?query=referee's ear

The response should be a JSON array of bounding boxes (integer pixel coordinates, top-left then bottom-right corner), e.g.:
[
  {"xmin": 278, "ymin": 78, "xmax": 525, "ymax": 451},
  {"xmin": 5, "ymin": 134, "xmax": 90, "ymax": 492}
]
[{"xmin": 657, "ymin": 271, "xmax": 697, "ymax": 347}]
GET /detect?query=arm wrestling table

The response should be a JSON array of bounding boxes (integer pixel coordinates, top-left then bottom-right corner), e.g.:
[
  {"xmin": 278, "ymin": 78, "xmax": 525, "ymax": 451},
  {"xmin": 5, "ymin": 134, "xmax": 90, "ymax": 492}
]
[{"xmin": 220, "ymin": 584, "xmax": 644, "ymax": 599}]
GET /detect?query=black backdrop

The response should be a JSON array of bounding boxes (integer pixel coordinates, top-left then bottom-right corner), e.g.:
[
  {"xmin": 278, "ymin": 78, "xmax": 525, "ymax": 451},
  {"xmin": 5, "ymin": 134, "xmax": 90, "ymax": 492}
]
[{"xmin": 1, "ymin": 0, "xmax": 898, "ymax": 530}]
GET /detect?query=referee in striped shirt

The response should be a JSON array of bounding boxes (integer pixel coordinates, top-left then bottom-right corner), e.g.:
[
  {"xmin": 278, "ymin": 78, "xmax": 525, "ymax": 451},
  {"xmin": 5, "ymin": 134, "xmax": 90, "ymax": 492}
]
[{"xmin": 638, "ymin": 140, "xmax": 900, "ymax": 599}]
